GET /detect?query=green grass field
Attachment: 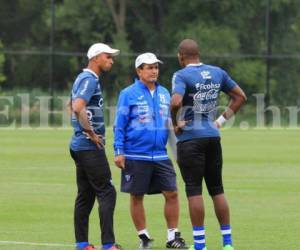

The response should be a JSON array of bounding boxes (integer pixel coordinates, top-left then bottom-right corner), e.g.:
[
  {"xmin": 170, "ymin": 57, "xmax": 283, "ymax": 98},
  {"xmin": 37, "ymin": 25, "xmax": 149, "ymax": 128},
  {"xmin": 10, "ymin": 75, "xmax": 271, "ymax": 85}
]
[{"xmin": 0, "ymin": 128, "xmax": 299, "ymax": 250}]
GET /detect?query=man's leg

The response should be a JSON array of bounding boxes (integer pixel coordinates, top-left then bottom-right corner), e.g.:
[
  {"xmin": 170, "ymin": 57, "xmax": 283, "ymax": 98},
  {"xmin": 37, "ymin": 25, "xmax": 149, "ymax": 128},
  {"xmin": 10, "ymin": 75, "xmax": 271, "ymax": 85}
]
[
  {"xmin": 211, "ymin": 192, "xmax": 232, "ymax": 249},
  {"xmin": 71, "ymin": 150, "xmax": 96, "ymax": 247},
  {"xmin": 162, "ymin": 191, "xmax": 179, "ymax": 229},
  {"xmin": 212, "ymin": 194, "xmax": 230, "ymax": 225},
  {"xmin": 187, "ymin": 195, "xmax": 205, "ymax": 226},
  {"xmin": 205, "ymin": 137, "xmax": 228, "ymax": 223},
  {"xmin": 130, "ymin": 194, "xmax": 154, "ymax": 249},
  {"xmin": 177, "ymin": 139, "xmax": 208, "ymax": 250},
  {"xmin": 150, "ymin": 160, "xmax": 179, "ymax": 230},
  {"xmin": 150, "ymin": 159, "xmax": 186, "ymax": 249},
  {"xmin": 162, "ymin": 190, "xmax": 187, "ymax": 249},
  {"xmin": 74, "ymin": 167, "xmax": 96, "ymax": 244},
  {"xmin": 130, "ymin": 194, "xmax": 146, "ymax": 231},
  {"xmin": 81, "ymin": 150, "xmax": 117, "ymax": 248},
  {"xmin": 121, "ymin": 160, "xmax": 154, "ymax": 249},
  {"xmin": 205, "ymin": 138, "xmax": 233, "ymax": 249}
]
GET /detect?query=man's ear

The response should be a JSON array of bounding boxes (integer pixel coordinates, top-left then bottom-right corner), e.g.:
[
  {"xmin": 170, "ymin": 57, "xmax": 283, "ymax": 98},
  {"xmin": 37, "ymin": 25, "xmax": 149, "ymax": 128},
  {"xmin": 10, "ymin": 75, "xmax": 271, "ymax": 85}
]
[
  {"xmin": 177, "ymin": 53, "xmax": 184, "ymax": 65},
  {"xmin": 136, "ymin": 68, "xmax": 141, "ymax": 76}
]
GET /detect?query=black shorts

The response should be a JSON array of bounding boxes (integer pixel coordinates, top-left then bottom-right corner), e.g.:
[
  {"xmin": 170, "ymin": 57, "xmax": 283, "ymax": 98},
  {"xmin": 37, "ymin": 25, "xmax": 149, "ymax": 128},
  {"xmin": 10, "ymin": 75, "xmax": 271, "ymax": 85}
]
[
  {"xmin": 121, "ymin": 159, "xmax": 177, "ymax": 195},
  {"xmin": 177, "ymin": 137, "xmax": 224, "ymax": 197}
]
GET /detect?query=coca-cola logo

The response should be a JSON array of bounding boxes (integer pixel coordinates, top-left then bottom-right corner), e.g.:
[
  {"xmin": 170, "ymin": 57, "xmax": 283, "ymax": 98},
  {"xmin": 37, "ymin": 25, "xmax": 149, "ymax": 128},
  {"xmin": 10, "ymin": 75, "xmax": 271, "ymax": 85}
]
[{"xmin": 193, "ymin": 89, "xmax": 218, "ymax": 101}]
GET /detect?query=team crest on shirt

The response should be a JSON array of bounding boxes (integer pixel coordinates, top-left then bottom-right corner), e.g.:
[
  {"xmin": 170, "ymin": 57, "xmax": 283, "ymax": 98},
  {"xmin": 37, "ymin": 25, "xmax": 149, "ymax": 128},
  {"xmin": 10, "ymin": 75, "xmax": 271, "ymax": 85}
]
[
  {"xmin": 159, "ymin": 94, "xmax": 167, "ymax": 104},
  {"xmin": 125, "ymin": 174, "xmax": 131, "ymax": 182},
  {"xmin": 200, "ymin": 70, "xmax": 212, "ymax": 79}
]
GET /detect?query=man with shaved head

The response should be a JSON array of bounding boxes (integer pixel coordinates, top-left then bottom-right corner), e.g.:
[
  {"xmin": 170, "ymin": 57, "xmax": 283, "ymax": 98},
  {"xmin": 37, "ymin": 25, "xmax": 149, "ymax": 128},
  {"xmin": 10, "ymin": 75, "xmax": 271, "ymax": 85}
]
[
  {"xmin": 170, "ymin": 39, "xmax": 246, "ymax": 250},
  {"xmin": 178, "ymin": 39, "xmax": 200, "ymax": 59}
]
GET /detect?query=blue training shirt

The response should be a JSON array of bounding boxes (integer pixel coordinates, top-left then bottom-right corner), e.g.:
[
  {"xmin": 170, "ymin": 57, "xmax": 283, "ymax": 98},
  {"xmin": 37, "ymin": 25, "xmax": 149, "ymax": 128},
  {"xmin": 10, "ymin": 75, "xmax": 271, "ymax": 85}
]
[
  {"xmin": 172, "ymin": 63, "xmax": 237, "ymax": 142},
  {"xmin": 70, "ymin": 69, "xmax": 105, "ymax": 151},
  {"xmin": 114, "ymin": 79, "xmax": 170, "ymax": 161}
]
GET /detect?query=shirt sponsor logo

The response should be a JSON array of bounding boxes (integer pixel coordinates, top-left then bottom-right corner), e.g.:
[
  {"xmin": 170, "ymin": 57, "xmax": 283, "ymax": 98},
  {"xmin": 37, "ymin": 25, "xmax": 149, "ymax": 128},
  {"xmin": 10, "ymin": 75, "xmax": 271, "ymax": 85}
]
[
  {"xmin": 193, "ymin": 82, "xmax": 220, "ymax": 113},
  {"xmin": 137, "ymin": 105, "xmax": 151, "ymax": 123}
]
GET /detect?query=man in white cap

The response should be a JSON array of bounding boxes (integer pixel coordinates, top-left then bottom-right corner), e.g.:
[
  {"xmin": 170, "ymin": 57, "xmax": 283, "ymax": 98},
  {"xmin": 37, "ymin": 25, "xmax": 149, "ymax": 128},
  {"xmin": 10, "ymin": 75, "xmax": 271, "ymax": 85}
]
[
  {"xmin": 69, "ymin": 43, "xmax": 122, "ymax": 250},
  {"xmin": 114, "ymin": 53, "xmax": 188, "ymax": 250}
]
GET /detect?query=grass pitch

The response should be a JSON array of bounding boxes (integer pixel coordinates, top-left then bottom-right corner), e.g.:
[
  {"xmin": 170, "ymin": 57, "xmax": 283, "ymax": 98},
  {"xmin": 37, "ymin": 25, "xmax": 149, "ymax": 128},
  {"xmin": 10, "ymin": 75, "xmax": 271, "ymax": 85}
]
[{"xmin": 0, "ymin": 128, "xmax": 299, "ymax": 250}]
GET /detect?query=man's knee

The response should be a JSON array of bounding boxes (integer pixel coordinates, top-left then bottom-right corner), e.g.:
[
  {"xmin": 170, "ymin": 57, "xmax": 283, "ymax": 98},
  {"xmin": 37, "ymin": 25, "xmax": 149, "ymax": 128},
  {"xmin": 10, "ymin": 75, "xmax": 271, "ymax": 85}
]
[
  {"xmin": 97, "ymin": 182, "xmax": 116, "ymax": 204},
  {"xmin": 130, "ymin": 194, "xmax": 144, "ymax": 205},
  {"xmin": 163, "ymin": 191, "xmax": 178, "ymax": 201},
  {"xmin": 186, "ymin": 185, "xmax": 203, "ymax": 197},
  {"xmin": 208, "ymin": 185, "xmax": 224, "ymax": 196}
]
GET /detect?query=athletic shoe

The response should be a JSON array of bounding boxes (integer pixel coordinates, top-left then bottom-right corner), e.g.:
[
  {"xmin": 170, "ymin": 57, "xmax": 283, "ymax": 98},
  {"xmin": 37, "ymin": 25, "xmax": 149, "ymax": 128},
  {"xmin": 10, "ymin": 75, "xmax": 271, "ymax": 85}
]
[
  {"xmin": 76, "ymin": 245, "xmax": 96, "ymax": 250},
  {"xmin": 106, "ymin": 244, "xmax": 124, "ymax": 250},
  {"xmin": 138, "ymin": 233, "xmax": 154, "ymax": 250},
  {"xmin": 166, "ymin": 232, "xmax": 188, "ymax": 249},
  {"xmin": 223, "ymin": 245, "xmax": 234, "ymax": 250},
  {"xmin": 188, "ymin": 246, "xmax": 207, "ymax": 250}
]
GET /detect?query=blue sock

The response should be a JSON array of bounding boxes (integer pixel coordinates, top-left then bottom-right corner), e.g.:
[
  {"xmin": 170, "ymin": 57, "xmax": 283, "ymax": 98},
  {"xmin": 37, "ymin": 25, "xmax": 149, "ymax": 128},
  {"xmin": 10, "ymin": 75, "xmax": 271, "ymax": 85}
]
[
  {"xmin": 102, "ymin": 243, "xmax": 114, "ymax": 250},
  {"xmin": 193, "ymin": 226, "xmax": 205, "ymax": 250},
  {"xmin": 221, "ymin": 224, "xmax": 232, "ymax": 246},
  {"xmin": 76, "ymin": 242, "xmax": 89, "ymax": 249}
]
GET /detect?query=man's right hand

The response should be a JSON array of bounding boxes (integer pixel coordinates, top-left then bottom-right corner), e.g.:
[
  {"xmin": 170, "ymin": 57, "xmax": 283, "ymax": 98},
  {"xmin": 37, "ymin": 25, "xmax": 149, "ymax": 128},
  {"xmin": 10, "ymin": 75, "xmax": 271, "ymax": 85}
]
[
  {"xmin": 83, "ymin": 131, "xmax": 104, "ymax": 149},
  {"xmin": 174, "ymin": 120, "xmax": 191, "ymax": 135},
  {"xmin": 114, "ymin": 155, "xmax": 125, "ymax": 169}
]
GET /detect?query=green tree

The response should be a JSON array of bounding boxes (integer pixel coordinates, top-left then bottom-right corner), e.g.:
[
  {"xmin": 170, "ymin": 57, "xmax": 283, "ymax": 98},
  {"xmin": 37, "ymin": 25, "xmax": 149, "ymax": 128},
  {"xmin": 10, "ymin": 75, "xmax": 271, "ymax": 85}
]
[
  {"xmin": 0, "ymin": 41, "xmax": 6, "ymax": 84},
  {"xmin": 0, "ymin": 0, "xmax": 49, "ymax": 89}
]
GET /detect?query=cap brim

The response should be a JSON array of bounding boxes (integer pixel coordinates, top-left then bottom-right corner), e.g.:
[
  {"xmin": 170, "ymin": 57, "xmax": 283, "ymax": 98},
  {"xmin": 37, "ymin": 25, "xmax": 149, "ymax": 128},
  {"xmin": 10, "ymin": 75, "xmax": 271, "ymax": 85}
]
[
  {"xmin": 106, "ymin": 49, "xmax": 120, "ymax": 56},
  {"xmin": 135, "ymin": 59, "xmax": 163, "ymax": 68}
]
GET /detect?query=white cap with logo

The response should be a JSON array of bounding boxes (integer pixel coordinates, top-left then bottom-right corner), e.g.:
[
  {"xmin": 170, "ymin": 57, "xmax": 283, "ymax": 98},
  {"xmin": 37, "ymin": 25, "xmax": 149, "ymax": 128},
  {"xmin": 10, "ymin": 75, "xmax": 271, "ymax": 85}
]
[
  {"xmin": 87, "ymin": 43, "xmax": 120, "ymax": 59},
  {"xmin": 135, "ymin": 52, "xmax": 163, "ymax": 68}
]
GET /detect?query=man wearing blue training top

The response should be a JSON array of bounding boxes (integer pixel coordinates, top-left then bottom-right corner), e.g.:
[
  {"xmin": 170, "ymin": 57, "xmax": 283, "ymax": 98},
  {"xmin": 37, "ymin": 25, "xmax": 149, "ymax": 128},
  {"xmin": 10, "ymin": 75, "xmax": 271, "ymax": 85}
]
[
  {"xmin": 171, "ymin": 39, "xmax": 246, "ymax": 250},
  {"xmin": 114, "ymin": 53, "xmax": 187, "ymax": 250},
  {"xmin": 69, "ymin": 43, "xmax": 122, "ymax": 250}
]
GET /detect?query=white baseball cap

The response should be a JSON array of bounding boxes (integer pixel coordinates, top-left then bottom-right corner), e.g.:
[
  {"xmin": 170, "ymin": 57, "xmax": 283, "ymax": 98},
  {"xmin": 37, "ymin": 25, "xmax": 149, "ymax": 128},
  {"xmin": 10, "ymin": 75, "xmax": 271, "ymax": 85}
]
[
  {"xmin": 87, "ymin": 43, "xmax": 120, "ymax": 59},
  {"xmin": 135, "ymin": 52, "xmax": 163, "ymax": 68}
]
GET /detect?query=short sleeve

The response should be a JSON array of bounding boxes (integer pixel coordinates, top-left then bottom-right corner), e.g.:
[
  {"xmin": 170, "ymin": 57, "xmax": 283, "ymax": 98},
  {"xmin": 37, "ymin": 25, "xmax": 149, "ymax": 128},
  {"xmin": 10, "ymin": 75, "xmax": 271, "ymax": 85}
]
[
  {"xmin": 221, "ymin": 70, "xmax": 238, "ymax": 93},
  {"xmin": 73, "ymin": 77, "xmax": 97, "ymax": 103},
  {"xmin": 172, "ymin": 72, "xmax": 186, "ymax": 96}
]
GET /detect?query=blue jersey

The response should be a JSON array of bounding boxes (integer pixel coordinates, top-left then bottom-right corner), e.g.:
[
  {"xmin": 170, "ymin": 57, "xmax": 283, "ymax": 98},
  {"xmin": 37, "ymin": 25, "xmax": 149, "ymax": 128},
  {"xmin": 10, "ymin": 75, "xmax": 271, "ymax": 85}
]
[
  {"xmin": 114, "ymin": 79, "xmax": 170, "ymax": 161},
  {"xmin": 70, "ymin": 69, "xmax": 105, "ymax": 151},
  {"xmin": 172, "ymin": 63, "xmax": 237, "ymax": 142}
]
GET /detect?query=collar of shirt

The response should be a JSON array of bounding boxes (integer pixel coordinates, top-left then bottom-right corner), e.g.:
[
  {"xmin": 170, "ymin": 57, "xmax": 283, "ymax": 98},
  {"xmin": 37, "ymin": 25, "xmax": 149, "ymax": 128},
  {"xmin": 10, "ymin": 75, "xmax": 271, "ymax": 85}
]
[
  {"xmin": 83, "ymin": 68, "xmax": 99, "ymax": 79},
  {"xmin": 186, "ymin": 63, "xmax": 203, "ymax": 67},
  {"xmin": 134, "ymin": 78, "xmax": 160, "ymax": 90}
]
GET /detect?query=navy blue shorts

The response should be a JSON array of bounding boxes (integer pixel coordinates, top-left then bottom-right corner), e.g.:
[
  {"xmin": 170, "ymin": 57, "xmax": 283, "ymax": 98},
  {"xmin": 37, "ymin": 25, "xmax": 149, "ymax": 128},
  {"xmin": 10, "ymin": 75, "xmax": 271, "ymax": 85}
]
[{"xmin": 121, "ymin": 159, "xmax": 177, "ymax": 195}]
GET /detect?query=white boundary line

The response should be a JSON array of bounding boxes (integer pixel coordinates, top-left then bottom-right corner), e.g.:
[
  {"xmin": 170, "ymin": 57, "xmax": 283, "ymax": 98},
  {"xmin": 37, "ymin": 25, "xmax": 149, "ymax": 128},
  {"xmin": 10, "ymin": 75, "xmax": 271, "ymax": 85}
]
[{"xmin": 0, "ymin": 240, "xmax": 74, "ymax": 248}]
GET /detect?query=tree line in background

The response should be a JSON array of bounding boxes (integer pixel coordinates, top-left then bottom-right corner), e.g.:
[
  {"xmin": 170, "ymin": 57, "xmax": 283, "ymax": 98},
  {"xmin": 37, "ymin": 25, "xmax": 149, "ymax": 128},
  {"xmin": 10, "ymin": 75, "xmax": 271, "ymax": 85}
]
[{"xmin": 0, "ymin": 0, "xmax": 300, "ymax": 108}]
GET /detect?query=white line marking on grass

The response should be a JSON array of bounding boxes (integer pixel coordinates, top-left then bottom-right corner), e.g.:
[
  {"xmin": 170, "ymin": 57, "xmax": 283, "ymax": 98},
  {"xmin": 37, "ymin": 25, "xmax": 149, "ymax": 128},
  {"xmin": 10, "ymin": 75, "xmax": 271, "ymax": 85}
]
[{"xmin": 0, "ymin": 240, "xmax": 74, "ymax": 248}]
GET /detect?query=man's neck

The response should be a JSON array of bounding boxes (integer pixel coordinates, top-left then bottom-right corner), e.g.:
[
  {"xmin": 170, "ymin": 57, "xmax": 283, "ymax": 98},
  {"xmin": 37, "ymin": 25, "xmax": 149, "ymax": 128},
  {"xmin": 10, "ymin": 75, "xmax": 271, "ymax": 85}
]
[
  {"xmin": 87, "ymin": 63, "xmax": 100, "ymax": 76},
  {"xmin": 140, "ymin": 80, "xmax": 156, "ymax": 91},
  {"xmin": 84, "ymin": 68, "xmax": 99, "ymax": 78},
  {"xmin": 184, "ymin": 59, "xmax": 200, "ymax": 67}
]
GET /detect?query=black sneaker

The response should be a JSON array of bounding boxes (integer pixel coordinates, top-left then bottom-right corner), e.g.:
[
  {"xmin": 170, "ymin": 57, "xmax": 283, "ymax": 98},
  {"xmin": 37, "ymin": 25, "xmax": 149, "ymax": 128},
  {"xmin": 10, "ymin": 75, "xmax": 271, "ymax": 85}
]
[
  {"xmin": 138, "ymin": 233, "xmax": 154, "ymax": 250},
  {"xmin": 166, "ymin": 232, "xmax": 188, "ymax": 249}
]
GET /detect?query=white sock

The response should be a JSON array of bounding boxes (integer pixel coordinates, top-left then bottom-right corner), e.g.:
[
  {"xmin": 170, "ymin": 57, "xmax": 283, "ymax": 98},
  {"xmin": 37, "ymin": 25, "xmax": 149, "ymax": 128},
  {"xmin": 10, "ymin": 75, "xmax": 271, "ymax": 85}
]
[
  {"xmin": 167, "ymin": 228, "xmax": 178, "ymax": 241},
  {"xmin": 138, "ymin": 229, "xmax": 150, "ymax": 239}
]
